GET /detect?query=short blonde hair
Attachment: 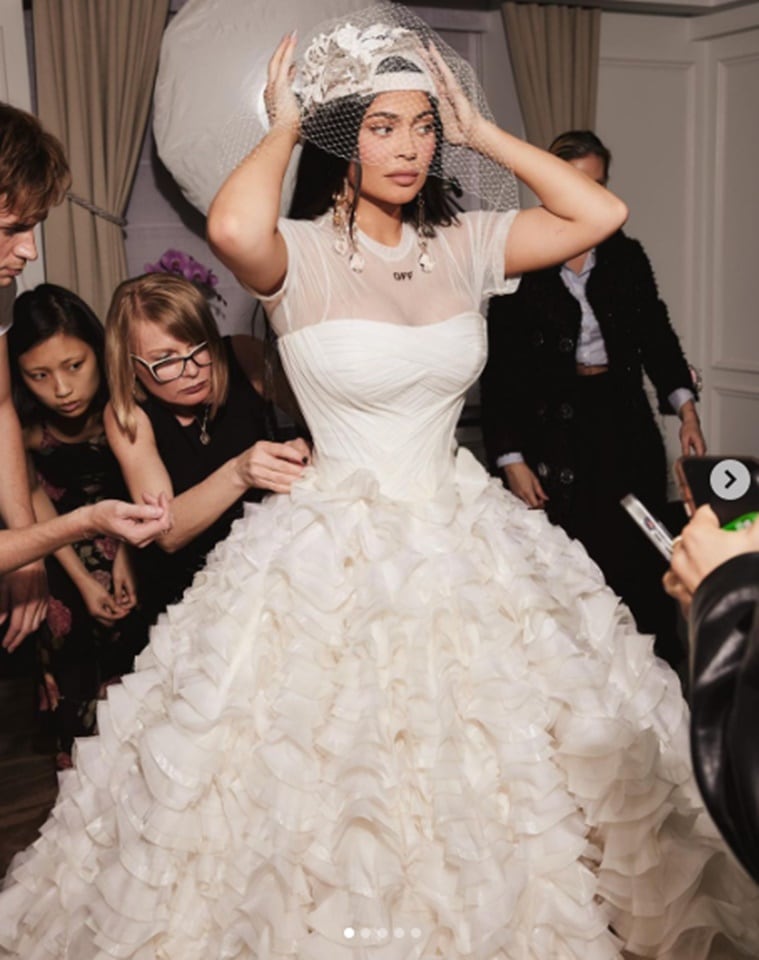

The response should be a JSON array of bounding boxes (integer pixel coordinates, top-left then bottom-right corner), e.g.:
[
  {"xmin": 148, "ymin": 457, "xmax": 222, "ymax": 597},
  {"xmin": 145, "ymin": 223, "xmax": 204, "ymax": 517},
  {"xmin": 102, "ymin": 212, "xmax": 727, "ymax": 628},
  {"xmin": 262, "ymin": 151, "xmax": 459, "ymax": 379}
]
[{"xmin": 105, "ymin": 273, "xmax": 229, "ymax": 442}]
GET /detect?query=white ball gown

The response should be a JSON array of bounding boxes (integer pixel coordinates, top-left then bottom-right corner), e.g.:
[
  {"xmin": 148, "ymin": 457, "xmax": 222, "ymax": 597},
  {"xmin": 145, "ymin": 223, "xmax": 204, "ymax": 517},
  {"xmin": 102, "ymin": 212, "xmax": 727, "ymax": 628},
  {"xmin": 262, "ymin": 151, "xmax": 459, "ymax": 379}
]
[{"xmin": 1, "ymin": 211, "xmax": 758, "ymax": 959}]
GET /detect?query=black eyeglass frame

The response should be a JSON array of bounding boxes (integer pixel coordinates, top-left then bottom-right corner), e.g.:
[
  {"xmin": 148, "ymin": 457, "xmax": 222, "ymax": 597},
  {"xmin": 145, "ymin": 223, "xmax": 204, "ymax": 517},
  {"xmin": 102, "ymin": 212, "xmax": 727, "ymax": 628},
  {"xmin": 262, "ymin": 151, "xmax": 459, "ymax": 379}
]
[{"xmin": 130, "ymin": 341, "xmax": 213, "ymax": 384}]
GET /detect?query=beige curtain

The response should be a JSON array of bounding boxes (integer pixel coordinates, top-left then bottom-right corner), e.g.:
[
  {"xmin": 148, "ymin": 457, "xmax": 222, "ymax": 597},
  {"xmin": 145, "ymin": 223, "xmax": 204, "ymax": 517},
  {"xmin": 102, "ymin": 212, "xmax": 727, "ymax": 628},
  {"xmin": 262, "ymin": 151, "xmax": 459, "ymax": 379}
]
[
  {"xmin": 501, "ymin": 2, "xmax": 600, "ymax": 149},
  {"xmin": 33, "ymin": 0, "xmax": 170, "ymax": 318}
]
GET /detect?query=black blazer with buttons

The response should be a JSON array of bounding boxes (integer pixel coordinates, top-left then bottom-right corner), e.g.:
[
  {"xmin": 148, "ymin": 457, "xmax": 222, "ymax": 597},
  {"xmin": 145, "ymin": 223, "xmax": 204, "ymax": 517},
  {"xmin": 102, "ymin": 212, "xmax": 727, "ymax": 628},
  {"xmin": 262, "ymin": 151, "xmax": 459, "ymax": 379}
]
[{"xmin": 480, "ymin": 229, "xmax": 694, "ymax": 503}]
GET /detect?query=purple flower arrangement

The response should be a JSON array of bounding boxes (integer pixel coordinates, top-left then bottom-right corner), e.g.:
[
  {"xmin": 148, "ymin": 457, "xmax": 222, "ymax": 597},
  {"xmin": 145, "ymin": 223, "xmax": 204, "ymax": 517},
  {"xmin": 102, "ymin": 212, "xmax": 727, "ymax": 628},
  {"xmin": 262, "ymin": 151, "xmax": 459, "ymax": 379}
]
[{"xmin": 144, "ymin": 249, "xmax": 227, "ymax": 305}]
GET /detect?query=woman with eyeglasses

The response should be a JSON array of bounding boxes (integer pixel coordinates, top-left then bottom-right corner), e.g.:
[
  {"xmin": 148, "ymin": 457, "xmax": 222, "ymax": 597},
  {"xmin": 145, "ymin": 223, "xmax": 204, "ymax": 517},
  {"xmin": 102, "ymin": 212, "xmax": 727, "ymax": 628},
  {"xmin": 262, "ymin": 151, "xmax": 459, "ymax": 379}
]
[
  {"xmin": 7, "ymin": 283, "xmax": 168, "ymax": 767},
  {"xmin": 103, "ymin": 272, "xmax": 309, "ymax": 627}
]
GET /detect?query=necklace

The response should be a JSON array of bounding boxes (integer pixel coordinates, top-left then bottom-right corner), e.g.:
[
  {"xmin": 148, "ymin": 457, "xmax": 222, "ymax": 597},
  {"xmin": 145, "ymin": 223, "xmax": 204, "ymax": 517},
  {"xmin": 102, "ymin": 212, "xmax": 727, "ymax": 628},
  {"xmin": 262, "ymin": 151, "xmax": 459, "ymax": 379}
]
[{"xmin": 197, "ymin": 405, "xmax": 211, "ymax": 445}]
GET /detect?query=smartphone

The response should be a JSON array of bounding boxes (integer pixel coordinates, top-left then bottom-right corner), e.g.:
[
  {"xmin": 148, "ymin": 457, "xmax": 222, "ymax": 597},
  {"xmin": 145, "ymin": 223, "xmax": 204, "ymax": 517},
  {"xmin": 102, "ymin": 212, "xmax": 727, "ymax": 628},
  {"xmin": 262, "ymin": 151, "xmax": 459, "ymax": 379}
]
[
  {"xmin": 620, "ymin": 493, "xmax": 674, "ymax": 560},
  {"xmin": 674, "ymin": 455, "xmax": 759, "ymax": 530}
]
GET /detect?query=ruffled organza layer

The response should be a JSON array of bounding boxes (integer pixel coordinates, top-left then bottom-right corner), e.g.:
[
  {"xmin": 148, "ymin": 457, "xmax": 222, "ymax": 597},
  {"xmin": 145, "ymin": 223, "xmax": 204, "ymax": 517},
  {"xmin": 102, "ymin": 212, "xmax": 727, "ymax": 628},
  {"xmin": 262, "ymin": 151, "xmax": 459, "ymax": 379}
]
[{"xmin": 2, "ymin": 450, "xmax": 758, "ymax": 959}]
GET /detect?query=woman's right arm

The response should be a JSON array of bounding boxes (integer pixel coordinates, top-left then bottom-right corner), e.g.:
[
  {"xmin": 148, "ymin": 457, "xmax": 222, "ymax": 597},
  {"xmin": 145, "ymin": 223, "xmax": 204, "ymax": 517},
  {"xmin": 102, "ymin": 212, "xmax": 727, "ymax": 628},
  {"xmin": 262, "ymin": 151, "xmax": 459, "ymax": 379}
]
[
  {"xmin": 207, "ymin": 33, "xmax": 299, "ymax": 296},
  {"xmin": 104, "ymin": 401, "xmax": 305, "ymax": 554}
]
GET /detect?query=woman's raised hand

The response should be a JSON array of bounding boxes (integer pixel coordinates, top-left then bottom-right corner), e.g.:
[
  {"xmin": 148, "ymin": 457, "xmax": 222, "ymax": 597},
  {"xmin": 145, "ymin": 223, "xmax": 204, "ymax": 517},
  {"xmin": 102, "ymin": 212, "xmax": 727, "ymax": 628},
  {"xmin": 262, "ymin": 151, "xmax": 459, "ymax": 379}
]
[
  {"xmin": 424, "ymin": 43, "xmax": 480, "ymax": 147},
  {"xmin": 264, "ymin": 32, "xmax": 300, "ymax": 134}
]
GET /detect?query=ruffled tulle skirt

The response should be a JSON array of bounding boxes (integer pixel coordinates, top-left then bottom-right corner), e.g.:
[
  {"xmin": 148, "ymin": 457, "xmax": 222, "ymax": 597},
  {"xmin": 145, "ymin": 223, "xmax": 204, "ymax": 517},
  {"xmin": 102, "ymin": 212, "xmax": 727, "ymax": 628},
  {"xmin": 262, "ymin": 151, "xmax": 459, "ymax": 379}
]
[{"xmin": 1, "ymin": 451, "xmax": 758, "ymax": 959}]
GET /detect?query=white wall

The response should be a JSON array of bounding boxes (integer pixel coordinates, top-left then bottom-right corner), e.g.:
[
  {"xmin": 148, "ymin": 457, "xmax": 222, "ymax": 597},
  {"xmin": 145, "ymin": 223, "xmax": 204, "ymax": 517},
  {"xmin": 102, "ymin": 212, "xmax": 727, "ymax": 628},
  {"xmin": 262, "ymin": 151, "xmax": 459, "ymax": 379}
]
[
  {"xmin": 597, "ymin": 13, "xmax": 698, "ymax": 484},
  {"xmin": 693, "ymin": 8, "xmax": 759, "ymax": 454},
  {"xmin": 598, "ymin": 14, "xmax": 695, "ymax": 352},
  {"xmin": 598, "ymin": 3, "xmax": 759, "ymax": 460}
]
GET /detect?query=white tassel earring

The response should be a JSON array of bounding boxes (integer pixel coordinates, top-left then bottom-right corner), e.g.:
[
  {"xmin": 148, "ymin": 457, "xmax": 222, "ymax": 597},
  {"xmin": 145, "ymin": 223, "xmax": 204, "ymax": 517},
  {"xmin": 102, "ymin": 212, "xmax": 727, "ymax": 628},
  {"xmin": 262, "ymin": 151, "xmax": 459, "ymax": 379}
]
[
  {"xmin": 332, "ymin": 181, "xmax": 364, "ymax": 273},
  {"xmin": 416, "ymin": 192, "xmax": 435, "ymax": 273}
]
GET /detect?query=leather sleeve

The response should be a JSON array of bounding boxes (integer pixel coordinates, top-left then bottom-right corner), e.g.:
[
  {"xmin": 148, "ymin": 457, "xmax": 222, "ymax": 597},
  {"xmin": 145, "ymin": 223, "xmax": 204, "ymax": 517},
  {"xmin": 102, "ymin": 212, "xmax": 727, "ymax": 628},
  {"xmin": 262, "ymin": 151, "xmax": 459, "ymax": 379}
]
[{"xmin": 689, "ymin": 552, "xmax": 759, "ymax": 882}]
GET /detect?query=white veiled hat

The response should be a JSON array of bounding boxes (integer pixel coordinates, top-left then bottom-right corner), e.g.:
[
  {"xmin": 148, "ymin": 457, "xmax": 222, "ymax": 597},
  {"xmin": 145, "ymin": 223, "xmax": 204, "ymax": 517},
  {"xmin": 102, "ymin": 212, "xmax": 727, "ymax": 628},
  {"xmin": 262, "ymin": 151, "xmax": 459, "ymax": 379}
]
[{"xmin": 154, "ymin": 1, "xmax": 517, "ymax": 214}]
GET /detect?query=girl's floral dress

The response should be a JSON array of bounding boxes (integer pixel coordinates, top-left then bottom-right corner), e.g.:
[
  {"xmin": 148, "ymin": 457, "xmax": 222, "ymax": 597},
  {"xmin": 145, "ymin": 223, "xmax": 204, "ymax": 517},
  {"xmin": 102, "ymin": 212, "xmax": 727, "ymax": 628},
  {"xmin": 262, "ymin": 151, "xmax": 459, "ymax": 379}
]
[{"xmin": 32, "ymin": 426, "xmax": 149, "ymax": 762}]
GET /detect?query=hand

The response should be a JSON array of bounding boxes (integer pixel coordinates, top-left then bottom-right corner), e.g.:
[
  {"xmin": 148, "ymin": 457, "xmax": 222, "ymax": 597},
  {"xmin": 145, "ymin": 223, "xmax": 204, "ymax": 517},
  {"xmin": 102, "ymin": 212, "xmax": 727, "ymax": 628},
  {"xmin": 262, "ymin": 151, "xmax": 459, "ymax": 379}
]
[
  {"xmin": 0, "ymin": 561, "xmax": 48, "ymax": 652},
  {"xmin": 111, "ymin": 543, "xmax": 138, "ymax": 612},
  {"xmin": 503, "ymin": 462, "xmax": 549, "ymax": 509},
  {"xmin": 235, "ymin": 440, "xmax": 307, "ymax": 494},
  {"xmin": 285, "ymin": 436, "xmax": 311, "ymax": 463},
  {"xmin": 77, "ymin": 572, "xmax": 131, "ymax": 626},
  {"xmin": 679, "ymin": 403, "xmax": 706, "ymax": 456},
  {"xmin": 88, "ymin": 494, "xmax": 172, "ymax": 549},
  {"xmin": 423, "ymin": 43, "xmax": 480, "ymax": 147},
  {"xmin": 665, "ymin": 504, "xmax": 759, "ymax": 600},
  {"xmin": 662, "ymin": 568, "xmax": 693, "ymax": 617},
  {"xmin": 264, "ymin": 32, "xmax": 300, "ymax": 133},
  {"xmin": 39, "ymin": 671, "xmax": 61, "ymax": 712}
]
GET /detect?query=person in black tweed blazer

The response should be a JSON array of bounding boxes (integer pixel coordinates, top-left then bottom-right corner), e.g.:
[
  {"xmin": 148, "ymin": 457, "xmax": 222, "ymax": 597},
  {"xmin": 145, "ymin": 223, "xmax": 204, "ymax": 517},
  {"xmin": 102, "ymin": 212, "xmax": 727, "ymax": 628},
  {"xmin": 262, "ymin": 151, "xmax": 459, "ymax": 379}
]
[{"xmin": 481, "ymin": 131, "xmax": 706, "ymax": 669}]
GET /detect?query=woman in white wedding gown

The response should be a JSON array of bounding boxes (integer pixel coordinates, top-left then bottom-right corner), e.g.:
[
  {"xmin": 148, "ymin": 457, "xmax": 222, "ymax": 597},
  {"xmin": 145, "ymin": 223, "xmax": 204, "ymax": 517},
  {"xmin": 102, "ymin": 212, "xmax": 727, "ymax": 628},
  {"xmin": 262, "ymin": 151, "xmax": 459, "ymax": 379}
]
[{"xmin": 2, "ymin": 5, "xmax": 759, "ymax": 958}]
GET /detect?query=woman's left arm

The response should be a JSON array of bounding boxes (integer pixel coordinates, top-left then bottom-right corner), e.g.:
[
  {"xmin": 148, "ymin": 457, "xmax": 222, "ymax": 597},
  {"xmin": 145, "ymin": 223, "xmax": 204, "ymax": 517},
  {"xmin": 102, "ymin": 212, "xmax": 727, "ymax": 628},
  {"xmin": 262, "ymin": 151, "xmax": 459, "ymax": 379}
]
[
  {"xmin": 428, "ymin": 50, "xmax": 626, "ymax": 272},
  {"xmin": 476, "ymin": 121, "xmax": 628, "ymax": 277}
]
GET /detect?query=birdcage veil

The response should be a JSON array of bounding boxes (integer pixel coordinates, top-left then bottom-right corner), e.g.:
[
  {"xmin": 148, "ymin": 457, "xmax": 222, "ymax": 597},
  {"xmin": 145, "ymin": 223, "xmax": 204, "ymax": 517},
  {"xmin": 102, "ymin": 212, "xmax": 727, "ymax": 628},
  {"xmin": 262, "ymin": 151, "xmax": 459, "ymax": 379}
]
[{"xmin": 222, "ymin": 1, "xmax": 518, "ymax": 213}]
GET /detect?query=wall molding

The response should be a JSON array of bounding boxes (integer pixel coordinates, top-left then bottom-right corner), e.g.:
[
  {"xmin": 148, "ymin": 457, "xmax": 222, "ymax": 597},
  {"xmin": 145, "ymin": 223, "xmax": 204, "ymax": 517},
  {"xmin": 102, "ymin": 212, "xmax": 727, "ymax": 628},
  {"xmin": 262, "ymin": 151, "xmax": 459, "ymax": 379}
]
[{"xmin": 711, "ymin": 359, "xmax": 759, "ymax": 374}]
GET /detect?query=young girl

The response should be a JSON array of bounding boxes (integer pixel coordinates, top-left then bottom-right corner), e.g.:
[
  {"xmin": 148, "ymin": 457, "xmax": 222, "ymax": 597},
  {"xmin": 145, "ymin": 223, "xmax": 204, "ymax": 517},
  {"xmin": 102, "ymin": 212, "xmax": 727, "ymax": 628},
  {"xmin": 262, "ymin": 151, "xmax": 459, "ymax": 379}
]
[
  {"xmin": 1, "ymin": 6, "xmax": 757, "ymax": 957},
  {"xmin": 8, "ymin": 284, "xmax": 150, "ymax": 768},
  {"xmin": 103, "ymin": 272, "xmax": 308, "ymax": 626}
]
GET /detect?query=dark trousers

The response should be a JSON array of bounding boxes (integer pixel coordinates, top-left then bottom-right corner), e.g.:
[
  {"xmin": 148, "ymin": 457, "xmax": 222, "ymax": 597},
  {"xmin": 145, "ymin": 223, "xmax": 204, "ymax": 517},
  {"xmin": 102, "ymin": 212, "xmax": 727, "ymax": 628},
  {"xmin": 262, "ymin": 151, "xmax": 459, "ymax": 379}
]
[{"xmin": 545, "ymin": 375, "xmax": 684, "ymax": 669}]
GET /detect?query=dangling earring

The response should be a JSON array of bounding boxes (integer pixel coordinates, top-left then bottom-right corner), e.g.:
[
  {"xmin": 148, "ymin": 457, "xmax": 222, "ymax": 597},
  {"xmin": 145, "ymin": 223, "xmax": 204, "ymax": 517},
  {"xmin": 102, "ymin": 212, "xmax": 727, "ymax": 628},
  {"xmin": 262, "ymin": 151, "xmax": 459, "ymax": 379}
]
[
  {"xmin": 332, "ymin": 182, "xmax": 350, "ymax": 256},
  {"xmin": 332, "ymin": 180, "xmax": 364, "ymax": 273},
  {"xmin": 416, "ymin": 192, "xmax": 435, "ymax": 273}
]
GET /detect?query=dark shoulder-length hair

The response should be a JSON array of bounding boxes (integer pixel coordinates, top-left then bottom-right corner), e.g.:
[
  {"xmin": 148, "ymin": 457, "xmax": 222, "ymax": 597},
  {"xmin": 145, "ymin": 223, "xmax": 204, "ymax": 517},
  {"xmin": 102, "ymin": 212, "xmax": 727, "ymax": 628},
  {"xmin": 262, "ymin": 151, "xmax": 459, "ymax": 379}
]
[
  {"xmin": 288, "ymin": 82, "xmax": 462, "ymax": 230},
  {"xmin": 8, "ymin": 283, "xmax": 108, "ymax": 427}
]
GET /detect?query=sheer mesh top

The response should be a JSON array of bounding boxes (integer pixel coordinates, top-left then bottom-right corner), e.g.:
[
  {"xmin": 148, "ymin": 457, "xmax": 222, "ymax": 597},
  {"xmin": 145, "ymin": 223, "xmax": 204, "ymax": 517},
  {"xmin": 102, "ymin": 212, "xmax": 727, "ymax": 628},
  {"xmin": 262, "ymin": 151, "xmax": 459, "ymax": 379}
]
[
  {"xmin": 262, "ymin": 210, "xmax": 519, "ymax": 336},
  {"xmin": 253, "ymin": 210, "xmax": 519, "ymax": 499}
]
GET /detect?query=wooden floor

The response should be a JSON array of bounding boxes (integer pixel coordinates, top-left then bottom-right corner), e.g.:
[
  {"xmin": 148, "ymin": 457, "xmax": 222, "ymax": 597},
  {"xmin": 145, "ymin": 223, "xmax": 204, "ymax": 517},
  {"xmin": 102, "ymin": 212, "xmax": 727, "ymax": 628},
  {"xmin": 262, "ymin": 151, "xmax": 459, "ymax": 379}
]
[{"xmin": 0, "ymin": 673, "xmax": 58, "ymax": 879}]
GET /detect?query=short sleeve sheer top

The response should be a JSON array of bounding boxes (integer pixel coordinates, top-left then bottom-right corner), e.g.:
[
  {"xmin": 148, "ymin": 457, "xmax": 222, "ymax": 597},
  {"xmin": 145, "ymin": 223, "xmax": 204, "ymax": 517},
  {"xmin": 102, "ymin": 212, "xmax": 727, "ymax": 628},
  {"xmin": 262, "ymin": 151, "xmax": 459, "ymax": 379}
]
[{"xmin": 262, "ymin": 210, "xmax": 519, "ymax": 337}]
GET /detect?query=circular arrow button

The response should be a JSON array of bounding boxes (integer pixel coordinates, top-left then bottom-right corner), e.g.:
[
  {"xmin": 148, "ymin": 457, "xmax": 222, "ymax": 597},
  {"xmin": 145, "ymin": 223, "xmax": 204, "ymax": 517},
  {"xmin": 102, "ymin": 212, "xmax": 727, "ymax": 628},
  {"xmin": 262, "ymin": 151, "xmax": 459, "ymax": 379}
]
[{"xmin": 709, "ymin": 458, "xmax": 751, "ymax": 501}]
